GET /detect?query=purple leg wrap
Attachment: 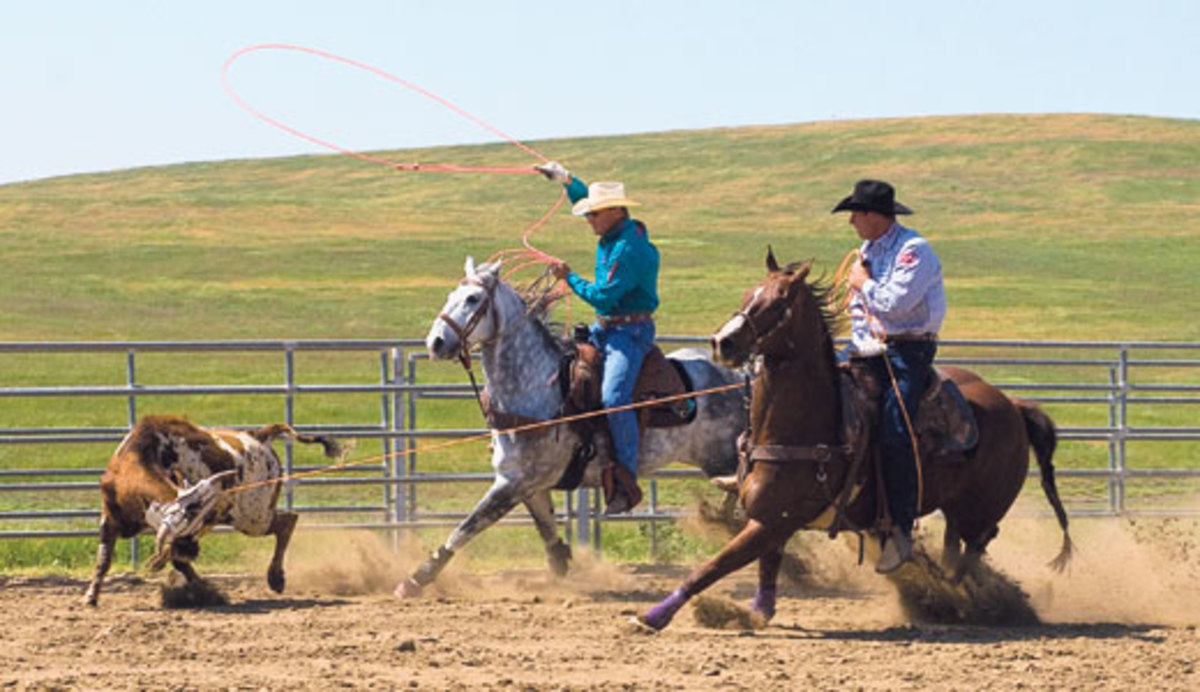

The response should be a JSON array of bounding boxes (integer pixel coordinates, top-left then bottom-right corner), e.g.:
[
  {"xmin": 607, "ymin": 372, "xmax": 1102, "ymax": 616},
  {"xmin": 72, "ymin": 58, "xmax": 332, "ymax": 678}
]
[
  {"xmin": 642, "ymin": 588, "xmax": 688, "ymax": 630},
  {"xmin": 751, "ymin": 586, "xmax": 776, "ymax": 620}
]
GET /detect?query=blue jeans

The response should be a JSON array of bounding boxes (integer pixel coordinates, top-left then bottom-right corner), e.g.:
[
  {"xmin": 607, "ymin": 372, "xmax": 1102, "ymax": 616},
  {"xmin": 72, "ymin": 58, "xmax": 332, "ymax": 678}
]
[
  {"xmin": 590, "ymin": 320, "xmax": 656, "ymax": 479},
  {"xmin": 865, "ymin": 341, "xmax": 937, "ymax": 537}
]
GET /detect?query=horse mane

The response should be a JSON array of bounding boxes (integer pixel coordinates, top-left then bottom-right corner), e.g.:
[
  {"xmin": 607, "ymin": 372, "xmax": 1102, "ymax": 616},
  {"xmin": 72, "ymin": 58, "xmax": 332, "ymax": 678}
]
[
  {"xmin": 805, "ymin": 273, "xmax": 849, "ymax": 342},
  {"xmin": 790, "ymin": 272, "xmax": 848, "ymax": 387},
  {"xmin": 494, "ymin": 277, "xmax": 566, "ymax": 356}
]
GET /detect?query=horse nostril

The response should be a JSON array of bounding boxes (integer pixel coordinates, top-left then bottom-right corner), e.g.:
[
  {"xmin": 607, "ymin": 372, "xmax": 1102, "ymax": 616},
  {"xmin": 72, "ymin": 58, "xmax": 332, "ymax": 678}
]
[
  {"xmin": 713, "ymin": 337, "xmax": 732, "ymax": 356},
  {"xmin": 432, "ymin": 336, "xmax": 445, "ymax": 353}
]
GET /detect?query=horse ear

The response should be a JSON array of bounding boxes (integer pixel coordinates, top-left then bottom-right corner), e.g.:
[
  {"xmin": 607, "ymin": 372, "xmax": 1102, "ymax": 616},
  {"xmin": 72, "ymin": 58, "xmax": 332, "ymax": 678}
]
[
  {"xmin": 476, "ymin": 260, "xmax": 501, "ymax": 280},
  {"xmin": 765, "ymin": 245, "xmax": 780, "ymax": 272},
  {"xmin": 464, "ymin": 256, "xmax": 477, "ymax": 277},
  {"xmin": 783, "ymin": 258, "xmax": 815, "ymax": 279}
]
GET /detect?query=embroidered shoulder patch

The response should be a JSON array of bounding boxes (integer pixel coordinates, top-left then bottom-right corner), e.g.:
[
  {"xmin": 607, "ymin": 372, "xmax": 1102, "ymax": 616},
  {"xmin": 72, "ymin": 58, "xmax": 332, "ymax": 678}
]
[{"xmin": 897, "ymin": 248, "xmax": 920, "ymax": 268}]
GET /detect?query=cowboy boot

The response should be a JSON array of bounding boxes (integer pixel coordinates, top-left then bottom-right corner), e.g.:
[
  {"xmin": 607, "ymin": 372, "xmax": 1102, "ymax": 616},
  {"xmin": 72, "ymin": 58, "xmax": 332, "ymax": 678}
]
[
  {"xmin": 875, "ymin": 527, "xmax": 913, "ymax": 574},
  {"xmin": 604, "ymin": 465, "xmax": 643, "ymax": 515}
]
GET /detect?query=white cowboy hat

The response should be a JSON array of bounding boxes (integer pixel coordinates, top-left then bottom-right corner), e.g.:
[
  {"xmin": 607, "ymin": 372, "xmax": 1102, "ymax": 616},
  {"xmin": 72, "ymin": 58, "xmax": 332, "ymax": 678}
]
[{"xmin": 571, "ymin": 181, "xmax": 640, "ymax": 216}]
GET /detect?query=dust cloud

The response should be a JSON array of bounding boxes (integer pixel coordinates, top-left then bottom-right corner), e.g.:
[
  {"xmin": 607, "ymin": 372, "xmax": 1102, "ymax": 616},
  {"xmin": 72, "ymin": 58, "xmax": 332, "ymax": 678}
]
[
  {"xmin": 681, "ymin": 501, "xmax": 1200, "ymax": 628},
  {"xmin": 992, "ymin": 515, "xmax": 1200, "ymax": 627}
]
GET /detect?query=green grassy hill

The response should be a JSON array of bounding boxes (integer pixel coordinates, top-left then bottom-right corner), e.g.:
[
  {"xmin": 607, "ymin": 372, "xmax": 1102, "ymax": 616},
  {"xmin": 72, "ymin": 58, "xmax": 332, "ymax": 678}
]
[{"xmin": 2, "ymin": 113, "xmax": 1198, "ymax": 342}]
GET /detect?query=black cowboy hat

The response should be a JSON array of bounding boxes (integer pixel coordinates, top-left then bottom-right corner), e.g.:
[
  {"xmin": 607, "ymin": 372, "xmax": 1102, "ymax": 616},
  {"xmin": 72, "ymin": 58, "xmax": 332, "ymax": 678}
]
[{"xmin": 831, "ymin": 179, "xmax": 913, "ymax": 215}]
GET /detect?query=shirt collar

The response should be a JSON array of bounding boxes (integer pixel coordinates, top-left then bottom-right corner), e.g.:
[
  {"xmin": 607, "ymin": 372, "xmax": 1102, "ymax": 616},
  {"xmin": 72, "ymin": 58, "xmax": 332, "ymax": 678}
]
[
  {"xmin": 599, "ymin": 216, "xmax": 632, "ymax": 244},
  {"xmin": 865, "ymin": 222, "xmax": 903, "ymax": 255}
]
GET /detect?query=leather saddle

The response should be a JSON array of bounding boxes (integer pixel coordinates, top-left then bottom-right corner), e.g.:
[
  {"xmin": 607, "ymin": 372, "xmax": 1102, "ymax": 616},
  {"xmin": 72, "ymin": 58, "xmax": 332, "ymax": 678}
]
[
  {"xmin": 842, "ymin": 364, "xmax": 979, "ymax": 466},
  {"xmin": 548, "ymin": 337, "xmax": 697, "ymax": 494},
  {"xmin": 566, "ymin": 342, "xmax": 697, "ymax": 432}
]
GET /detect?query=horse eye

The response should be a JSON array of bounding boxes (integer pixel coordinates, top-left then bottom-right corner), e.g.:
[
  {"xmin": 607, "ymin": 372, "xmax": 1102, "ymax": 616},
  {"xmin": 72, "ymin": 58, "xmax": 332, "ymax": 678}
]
[{"xmin": 465, "ymin": 294, "xmax": 480, "ymax": 306}]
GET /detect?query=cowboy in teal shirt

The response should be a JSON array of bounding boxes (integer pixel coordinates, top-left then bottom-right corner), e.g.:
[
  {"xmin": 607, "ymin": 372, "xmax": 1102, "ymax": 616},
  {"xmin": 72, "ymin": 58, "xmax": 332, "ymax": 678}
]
[
  {"xmin": 561, "ymin": 177, "xmax": 660, "ymax": 316},
  {"xmin": 536, "ymin": 161, "xmax": 659, "ymax": 514}
]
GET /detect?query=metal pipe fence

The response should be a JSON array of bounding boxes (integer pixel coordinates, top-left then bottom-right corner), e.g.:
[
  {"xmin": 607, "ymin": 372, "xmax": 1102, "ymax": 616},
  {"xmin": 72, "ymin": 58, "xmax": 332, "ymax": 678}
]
[{"xmin": 2, "ymin": 338, "xmax": 1198, "ymax": 560}]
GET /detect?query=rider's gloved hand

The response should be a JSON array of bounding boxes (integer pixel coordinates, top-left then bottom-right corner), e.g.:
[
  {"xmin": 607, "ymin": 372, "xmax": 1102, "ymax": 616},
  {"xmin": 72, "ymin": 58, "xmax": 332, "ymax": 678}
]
[{"xmin": 534, "ymin": 161, "xmax": 571, "ymax": 185}]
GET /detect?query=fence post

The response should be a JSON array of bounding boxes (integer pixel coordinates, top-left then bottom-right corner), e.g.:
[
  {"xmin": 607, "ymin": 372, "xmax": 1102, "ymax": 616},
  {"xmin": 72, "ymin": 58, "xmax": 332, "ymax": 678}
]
[
  {"xmin": 407, "ymin": 353, "xmax": 420, "ymax": 523},
  {"xmin": 575, "ymin": 487, "xmax": 591, "ymax": 547},
  {"xmin": 126, "ymin": 349, "xmax": 139, "ymax": 567},
  {"xmin": 649, "ymin": 479, "xmax": 659, "ymax": 558},
  {"xmin": 379, "ymin": 349, "xmax": 393, "ymax": 532},
  {"xmin": 283, "ymin": 346, "xmax": 296, "ymax": 511},
  {"xmin": 1106, "ymin": 363, "xmax": 1117, "ymax": 514},
  {"xmin": 1116, "ymin": 346, "xmax": 1129, "ymax": 513},
  {"xmin": 592, "ymin": 489, "xmax": 602, "ymax": 553},
  {"xmin": 391, "ymin": 347, "xmax": 407, "ymax": 542}
]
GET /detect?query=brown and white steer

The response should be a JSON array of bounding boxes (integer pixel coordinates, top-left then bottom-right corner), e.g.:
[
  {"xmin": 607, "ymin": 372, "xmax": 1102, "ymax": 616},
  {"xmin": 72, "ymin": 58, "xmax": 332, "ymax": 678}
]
[{"xmin": 83, "ymin": 415, "xmax": 342, "ymax": 606}]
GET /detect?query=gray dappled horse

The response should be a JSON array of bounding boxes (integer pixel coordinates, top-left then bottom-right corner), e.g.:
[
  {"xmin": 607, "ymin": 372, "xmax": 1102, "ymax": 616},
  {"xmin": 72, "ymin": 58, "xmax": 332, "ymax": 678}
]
[{"xmin": 395, "ymin": 257, "xmax": 746, "ymax": 597}]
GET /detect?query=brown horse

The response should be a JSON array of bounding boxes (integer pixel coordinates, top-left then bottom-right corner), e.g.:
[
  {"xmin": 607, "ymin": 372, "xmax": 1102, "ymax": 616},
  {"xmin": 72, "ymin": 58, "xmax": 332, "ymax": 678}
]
[{"xmin": 640, "ymin": 250, "xmax": 1072, "ymax": 629}]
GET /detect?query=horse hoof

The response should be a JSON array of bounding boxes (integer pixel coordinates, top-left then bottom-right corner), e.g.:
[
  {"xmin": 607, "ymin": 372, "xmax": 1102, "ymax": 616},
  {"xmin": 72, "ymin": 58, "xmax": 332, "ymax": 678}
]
[
  {"xmin": 394, "ymin": 579, "xmax": 424, "ymax": 599},
  {"xmin": 751, "ymin": 588, "xmax": 776, "ymax": 622},
  {"xmin": 267, "ymin": 569, "xmax": 285, "ymax": 593},
  {"xmin": 639, "ymin": 610, "xmax": 672, "ymax": 631},
  {"xmin": 629, "ymin": 615, "xmax": 661, "ymax": 634},
  {"xmin": 642, "ymin": 588, "xmax": 688, "ymax": 630},
  {"xmin": 548, "ymin": 541, "xmax": 572, "ymax": 577}
]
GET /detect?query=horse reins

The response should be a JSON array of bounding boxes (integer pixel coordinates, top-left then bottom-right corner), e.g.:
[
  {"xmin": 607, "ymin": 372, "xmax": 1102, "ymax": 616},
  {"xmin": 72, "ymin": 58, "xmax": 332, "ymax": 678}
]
[{"xmin": 732, "ymin": 287, "xmax": 852, "ymax": 497}]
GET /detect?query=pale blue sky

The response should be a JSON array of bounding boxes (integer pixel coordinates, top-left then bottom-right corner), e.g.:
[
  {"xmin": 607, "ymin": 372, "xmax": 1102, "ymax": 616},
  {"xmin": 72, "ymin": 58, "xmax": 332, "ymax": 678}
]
[{"xmin": 1, "ymin": 0, "xmax": 1196, "ymax": 185}]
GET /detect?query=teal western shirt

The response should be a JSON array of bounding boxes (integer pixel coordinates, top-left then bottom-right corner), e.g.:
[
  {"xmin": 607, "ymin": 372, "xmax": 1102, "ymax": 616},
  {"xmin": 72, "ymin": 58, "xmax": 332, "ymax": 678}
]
[{"xmin": 563, "ymin": 177, "xmax": 660, "ymax": 317}]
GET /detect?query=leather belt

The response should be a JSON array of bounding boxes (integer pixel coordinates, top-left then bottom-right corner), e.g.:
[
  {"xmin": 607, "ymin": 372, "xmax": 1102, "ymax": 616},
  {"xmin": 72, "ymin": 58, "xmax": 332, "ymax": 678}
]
[
  {"xmin": 597, "ymin": 312, "xmax": 653, "ymax": 328},
  {"xmin": 885, "ymin": 332, "xmax": 938, "ymax": 343}
]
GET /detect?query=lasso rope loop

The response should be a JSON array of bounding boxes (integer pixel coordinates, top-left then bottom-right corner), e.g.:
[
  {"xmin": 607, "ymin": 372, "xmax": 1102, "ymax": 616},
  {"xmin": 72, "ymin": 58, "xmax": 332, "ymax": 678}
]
[
  {"xmin": 222, "ymin": 43, "xmax": 566, "ymax": 267},
  {"xmin": 221, "ymin": 43, "xmax": 548, "ymax": 174}
]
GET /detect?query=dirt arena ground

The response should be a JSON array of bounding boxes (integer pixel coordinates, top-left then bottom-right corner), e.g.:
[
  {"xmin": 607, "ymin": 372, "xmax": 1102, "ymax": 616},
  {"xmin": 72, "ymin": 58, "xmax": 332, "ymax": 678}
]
[{"xmin": 2, "ymin": 516, "xmax": 1197, "ymax": 691}]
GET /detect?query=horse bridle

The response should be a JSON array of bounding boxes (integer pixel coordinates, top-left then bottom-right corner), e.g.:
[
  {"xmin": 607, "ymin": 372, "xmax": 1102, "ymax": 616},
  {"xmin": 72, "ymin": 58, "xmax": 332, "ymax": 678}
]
[
  {"xmin": 438, "ymin": 276, "xmax": 500, "ymax": 370},
  {"xmin": 731, "ymin": 291, "xmax": 795, "ymax": 355}
]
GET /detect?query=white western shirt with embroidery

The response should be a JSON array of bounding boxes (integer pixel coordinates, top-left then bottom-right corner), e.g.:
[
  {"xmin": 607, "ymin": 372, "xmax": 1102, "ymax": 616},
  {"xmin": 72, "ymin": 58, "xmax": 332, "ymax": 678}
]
[{"xmin": 849, "ymin": 222, "xmax": 947, "ymax": 356}]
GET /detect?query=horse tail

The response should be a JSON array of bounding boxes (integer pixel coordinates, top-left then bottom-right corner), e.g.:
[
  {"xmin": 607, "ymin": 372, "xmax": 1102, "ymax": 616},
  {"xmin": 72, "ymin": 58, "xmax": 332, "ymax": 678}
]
[
  {"xmin": 1017, "ymin": 399, "xmax": 1073, "ymax": 571},
  {"xmin": 252, "ymin": 423, "xmax": 347, "ymax": 461}
]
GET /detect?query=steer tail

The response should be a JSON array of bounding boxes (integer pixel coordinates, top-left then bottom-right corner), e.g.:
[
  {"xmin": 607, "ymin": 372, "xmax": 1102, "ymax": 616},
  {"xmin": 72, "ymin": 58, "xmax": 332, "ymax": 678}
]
[
  {"xmin": 253, "ymin": 424, "xmax": 347, "ymax": 462},
  {"xmin": 1017, "ymin": 399, "xmax": 1073, "ymax": 572}
]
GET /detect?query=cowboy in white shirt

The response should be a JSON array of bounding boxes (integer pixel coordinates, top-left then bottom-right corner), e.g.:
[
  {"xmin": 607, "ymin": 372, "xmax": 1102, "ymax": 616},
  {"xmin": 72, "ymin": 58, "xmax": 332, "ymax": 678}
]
[{"xmin": 836, "ymin": 179, "xmax": 946, "ymax": 573}]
